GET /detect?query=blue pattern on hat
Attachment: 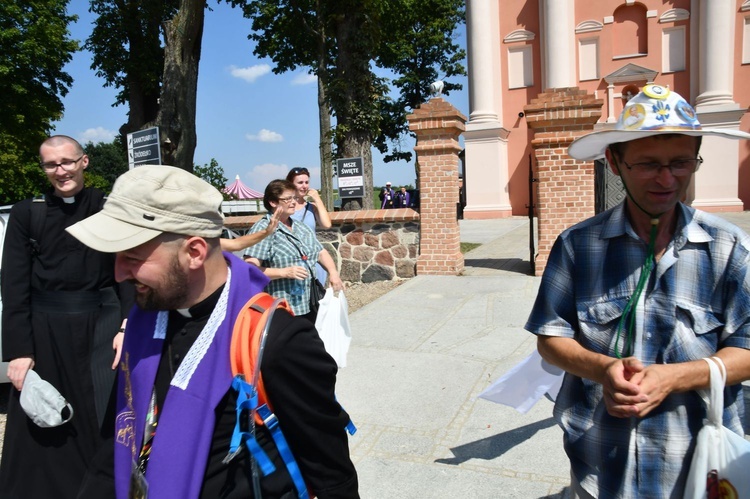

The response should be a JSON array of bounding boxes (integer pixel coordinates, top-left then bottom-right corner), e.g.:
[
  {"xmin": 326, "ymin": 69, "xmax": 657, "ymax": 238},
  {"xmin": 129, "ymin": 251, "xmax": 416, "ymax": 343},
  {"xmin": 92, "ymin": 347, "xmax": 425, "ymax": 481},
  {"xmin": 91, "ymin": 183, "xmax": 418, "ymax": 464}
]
[{"xmin": 652, "ymin": 101, "xmax": 670, "ymax": 122}]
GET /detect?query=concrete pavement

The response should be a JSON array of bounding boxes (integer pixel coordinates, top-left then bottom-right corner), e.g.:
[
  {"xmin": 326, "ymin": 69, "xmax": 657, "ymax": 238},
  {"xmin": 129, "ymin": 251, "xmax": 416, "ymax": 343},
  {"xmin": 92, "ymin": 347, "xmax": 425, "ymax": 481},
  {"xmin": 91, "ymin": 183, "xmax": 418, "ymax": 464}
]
[
  {"xmin": 336, "ymin": 212, "xmax": 750, "ymax": 499},
  {"xmin": 337, "ymin": 216, "xmax": 565, "ymax": 499}
]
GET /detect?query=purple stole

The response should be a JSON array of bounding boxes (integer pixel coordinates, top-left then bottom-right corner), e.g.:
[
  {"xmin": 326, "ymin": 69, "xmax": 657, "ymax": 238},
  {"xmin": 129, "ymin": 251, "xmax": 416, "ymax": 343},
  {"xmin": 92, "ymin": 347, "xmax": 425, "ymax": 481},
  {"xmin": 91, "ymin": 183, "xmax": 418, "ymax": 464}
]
[{"xmin": 114, "ymin": 253, "xmax": 270, "ymax": 499}]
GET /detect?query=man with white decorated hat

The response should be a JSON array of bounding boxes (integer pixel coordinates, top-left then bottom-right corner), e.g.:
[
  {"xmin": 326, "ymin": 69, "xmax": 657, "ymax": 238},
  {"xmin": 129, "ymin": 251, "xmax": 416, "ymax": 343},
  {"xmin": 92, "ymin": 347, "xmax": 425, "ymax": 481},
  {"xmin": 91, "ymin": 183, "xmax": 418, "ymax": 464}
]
[{"xmin": 525, "ymin": 84, "xmax": 750, "ymax": 498}]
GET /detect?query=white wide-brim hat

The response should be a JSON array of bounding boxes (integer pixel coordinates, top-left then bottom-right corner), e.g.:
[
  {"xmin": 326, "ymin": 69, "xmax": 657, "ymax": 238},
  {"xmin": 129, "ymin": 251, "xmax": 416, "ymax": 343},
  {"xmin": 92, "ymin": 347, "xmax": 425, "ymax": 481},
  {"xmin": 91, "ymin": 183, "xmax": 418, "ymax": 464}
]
[{"xmin": 568, "ymin": 84, "xmax": 750, "ymax": 161}]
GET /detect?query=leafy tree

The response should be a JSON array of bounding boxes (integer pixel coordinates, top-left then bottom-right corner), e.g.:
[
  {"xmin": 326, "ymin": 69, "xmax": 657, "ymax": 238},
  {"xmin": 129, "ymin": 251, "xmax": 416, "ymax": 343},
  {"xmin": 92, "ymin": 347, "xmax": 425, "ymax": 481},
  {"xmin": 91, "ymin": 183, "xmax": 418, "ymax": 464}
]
[
  {"xmin": 155, "ymin": 0, "xmax": 206, "ymax": 171},
  {"xmin": 229, "ymin": 0, "xmax": 464, "ymax": 210},
  {"xmin": 86, "ymin": 0, "xmax": 202, "ymax": 171},
  {"xmin": 86, "ymin": 1, "xmax": 175, "ymax": 136},
  {"xmin": 227, "ymin": 1, "xmax": 336, "ymax": 209},
  {"xmin": 194, "ymin": 158, "xmax": 230, "ymax": 199},
  {"xmin": 0, "ymin": 135, "xmax": 47, "ymax": 205},
  {"xmin": 83, "ymin": 137, "xmax": 129, "ymax": 192},
  {"xmin": 374, "ymin": 0, "xmax": 465, "ymax": 167},
  {"xmin": 0, "ymin": 0, "xmax": 78, "ymax": 204},
  {"xmin": 234, "ymin": 0, "xmax": 386, "ymax": 210}
]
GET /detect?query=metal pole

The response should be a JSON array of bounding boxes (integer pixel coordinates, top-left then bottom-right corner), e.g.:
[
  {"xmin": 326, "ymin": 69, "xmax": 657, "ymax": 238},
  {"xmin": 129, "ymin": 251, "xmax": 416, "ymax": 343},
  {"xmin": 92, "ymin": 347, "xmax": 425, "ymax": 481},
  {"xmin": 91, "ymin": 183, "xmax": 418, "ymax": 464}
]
[{"xmin": 527, "ymin": 154, "xmax": 537, "ymax": 274}]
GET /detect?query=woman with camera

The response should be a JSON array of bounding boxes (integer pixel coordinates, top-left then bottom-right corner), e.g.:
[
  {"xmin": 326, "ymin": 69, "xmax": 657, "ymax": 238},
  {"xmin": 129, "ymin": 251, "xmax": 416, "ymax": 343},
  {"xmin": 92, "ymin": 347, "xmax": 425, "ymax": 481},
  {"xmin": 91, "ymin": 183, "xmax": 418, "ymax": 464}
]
[
  {"xmin": 286, "ymin": 167, "xmax": 333, "ymax": 285},
  {"xmin": 244, "ymin": 179, "xmax": 343, "ymax": 322}
]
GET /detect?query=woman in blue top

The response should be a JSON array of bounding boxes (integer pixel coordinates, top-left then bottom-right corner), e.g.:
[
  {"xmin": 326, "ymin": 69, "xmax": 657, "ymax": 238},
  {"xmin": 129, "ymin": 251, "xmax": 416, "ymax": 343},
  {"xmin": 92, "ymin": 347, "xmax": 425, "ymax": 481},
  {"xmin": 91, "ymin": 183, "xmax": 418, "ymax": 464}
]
[
  {"xmin": 244, "ymin": 179, "xmax": 343, "ymax": 321},
  {"xmin": 286, "ymin": 167, "xmax": 332, "ymax": 285}
]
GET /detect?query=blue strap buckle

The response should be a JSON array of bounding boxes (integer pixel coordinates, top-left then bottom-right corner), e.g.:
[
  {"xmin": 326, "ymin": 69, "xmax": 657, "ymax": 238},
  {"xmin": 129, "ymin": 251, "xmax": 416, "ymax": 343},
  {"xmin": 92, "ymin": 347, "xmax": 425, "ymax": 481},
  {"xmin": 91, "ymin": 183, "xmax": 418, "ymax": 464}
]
[{"xmin": 224, "ymin": 375, "xmax": 276, "ymax": 475}]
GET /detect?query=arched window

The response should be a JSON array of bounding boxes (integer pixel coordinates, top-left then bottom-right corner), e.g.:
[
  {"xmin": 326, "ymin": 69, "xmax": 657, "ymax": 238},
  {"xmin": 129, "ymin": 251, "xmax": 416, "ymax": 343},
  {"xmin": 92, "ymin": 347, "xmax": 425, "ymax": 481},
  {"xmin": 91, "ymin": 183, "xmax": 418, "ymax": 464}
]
[{"xmin": 613, "ymin": 4, "xmax": 648, "ymax": 58}]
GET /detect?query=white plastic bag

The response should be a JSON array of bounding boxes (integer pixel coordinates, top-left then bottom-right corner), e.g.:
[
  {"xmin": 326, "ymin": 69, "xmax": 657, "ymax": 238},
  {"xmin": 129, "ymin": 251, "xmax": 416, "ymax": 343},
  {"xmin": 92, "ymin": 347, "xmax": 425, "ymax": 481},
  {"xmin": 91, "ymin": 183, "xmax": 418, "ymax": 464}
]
[
  {"xmin": 478, "ymin": 349, "xmax": 564, "ymax": 413},
  {"xmin": 684, "ymin": 356, "xmax": 750, "ymax": 499},
  {"xmin": 314, "ymin": 288, "xmax": 352, "ymax": 368}
]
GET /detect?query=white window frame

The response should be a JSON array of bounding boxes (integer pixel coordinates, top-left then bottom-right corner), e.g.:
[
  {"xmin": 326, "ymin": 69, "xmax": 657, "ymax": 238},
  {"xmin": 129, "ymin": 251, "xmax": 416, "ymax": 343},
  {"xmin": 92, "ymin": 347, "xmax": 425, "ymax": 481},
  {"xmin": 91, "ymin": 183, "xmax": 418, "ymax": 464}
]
[
  {"xmin": 662, "ymin": 26, "xmax": 685, "ymax": 73},
  {"xmin": 508, "ymin": 46, "xmax": 534, "ymax": 89},
  {"xmin": 578, "ymin": 38, "xmax": 600, "ymax": 81}
]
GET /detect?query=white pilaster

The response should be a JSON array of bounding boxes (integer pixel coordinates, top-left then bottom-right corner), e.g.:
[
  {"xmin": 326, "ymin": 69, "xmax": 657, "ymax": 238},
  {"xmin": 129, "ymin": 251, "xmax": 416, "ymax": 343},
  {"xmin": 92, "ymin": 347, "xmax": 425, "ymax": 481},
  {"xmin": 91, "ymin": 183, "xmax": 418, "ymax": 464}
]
[
  {"xmin": 690, "ymin": 0, "xmax": 745, "ymax": 211},
  {"xmin": 542, "ymin": 0, "xmax": 575, "ymax": 89},
  {"xmin": 689, "ymin": 109, "xmax": 745, "ymax": 212},
  {"xmin": 463, "ymin": 126, "xmax": 513, "ymax": 218},
  {"xmin": 466, "ymin": 0, "xmax": 500, "ymax": 122},
  {"xmin": 695, "ymin": 0, "xmax": 736, "ymax": 109},
  {"xmin": 464, "ymin": 0, "xmax": 512, "ymax": 218},
  {"xmin": 606, "ymin": 83, "xmax": 616, "ymax": 123}
]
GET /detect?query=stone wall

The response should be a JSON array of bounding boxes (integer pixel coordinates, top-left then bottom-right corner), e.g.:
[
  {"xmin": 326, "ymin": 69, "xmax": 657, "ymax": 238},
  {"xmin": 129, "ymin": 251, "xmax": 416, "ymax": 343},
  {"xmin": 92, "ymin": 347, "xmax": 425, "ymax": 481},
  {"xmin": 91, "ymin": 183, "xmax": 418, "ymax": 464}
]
[
  {"xmin": 225, "ymin": 207, "xmax": 420, "ymax": 284},
  {"xmin": 322, "ymin": 219, "xmax": 419, "ymax": 283}
]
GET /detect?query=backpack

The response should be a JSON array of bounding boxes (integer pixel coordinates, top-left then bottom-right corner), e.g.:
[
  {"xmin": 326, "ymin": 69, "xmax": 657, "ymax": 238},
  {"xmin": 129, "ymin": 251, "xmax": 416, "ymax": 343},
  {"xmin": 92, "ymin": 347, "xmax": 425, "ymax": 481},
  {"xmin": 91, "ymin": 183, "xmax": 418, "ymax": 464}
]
[
  {"xmin": 28, "ymin": 190, "xmax": 107, "ymax": 257},
  {"xmin": 28, "ymin": 195, "xmax": 46, "ymax": 257},
  {"xmin": 225, "ymin": 292, "xmax": 355, "ymax": 499}
]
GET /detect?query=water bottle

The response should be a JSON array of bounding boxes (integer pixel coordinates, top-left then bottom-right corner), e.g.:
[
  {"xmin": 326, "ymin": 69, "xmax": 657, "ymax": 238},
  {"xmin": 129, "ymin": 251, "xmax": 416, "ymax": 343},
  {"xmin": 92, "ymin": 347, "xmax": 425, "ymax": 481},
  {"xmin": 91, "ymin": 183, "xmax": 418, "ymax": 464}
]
[{"xmin": 290, "ymin": 260, "xmax": 306, "ymax": 296}]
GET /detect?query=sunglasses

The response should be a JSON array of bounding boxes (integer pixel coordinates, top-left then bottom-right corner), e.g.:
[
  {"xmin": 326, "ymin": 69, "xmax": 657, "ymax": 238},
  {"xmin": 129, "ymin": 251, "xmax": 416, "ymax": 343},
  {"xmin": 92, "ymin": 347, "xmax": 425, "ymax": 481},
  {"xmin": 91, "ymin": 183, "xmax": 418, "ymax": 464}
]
[{"xmin": 290, "ymin": 167, "xmax": 309, "ymax": 176}]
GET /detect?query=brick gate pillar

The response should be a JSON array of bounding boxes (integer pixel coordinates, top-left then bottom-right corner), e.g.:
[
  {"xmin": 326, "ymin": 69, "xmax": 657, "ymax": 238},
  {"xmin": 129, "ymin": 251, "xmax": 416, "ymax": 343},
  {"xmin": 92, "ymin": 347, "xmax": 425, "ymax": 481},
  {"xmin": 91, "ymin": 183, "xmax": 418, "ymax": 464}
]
[
  {"xmin": 407, "ymin": 98, "xmax": 466, "ymax": 275},
  {"xmin": 524, "ymin": 88, "xmax": 603, "ymax": 275}
]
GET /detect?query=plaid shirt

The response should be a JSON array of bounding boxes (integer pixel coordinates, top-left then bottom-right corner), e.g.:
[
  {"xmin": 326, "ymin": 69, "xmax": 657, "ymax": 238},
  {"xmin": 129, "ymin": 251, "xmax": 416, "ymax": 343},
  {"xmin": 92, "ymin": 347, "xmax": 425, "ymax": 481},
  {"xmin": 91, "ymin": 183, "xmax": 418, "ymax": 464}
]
[
  {"xmin": 244, "ymin": 214, "xmax": 323, "ymax": 315},
  {"xmin": 526, "ymin": 202, "xmax": 750, "ymax": 498}
]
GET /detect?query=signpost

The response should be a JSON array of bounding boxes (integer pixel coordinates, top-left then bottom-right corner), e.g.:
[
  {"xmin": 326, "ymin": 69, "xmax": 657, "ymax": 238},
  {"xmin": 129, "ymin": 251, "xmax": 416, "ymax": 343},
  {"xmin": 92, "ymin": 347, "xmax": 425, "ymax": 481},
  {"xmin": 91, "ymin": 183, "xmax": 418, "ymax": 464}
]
[
  {"xmin": 336, "ymin": 157, "xmax": 364, "ymax": 198},
  {"xmin": 127, "ymin": 127, "xmax": 162, "ymax": 169}
]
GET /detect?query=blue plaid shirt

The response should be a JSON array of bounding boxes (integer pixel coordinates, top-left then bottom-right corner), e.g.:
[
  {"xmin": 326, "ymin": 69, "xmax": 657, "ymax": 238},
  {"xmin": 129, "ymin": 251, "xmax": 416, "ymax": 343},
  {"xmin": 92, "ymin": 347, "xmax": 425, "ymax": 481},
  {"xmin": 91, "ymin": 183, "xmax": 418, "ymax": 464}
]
[
  {"xmin": 243, "ymin": 214, "xmax": 323, "ymax": 315},
  {"xmin": 526, "ymin": 203, "xmax": 750, "ymax": 498}
]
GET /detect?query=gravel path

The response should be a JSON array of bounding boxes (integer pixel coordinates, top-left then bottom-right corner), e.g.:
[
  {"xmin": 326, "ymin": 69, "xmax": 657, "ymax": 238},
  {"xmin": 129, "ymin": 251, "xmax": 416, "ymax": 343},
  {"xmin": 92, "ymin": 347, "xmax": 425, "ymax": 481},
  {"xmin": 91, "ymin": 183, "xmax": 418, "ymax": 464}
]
[{"xmin": 341, "ymin": 279, "xmax": 404, "ymax": 313}]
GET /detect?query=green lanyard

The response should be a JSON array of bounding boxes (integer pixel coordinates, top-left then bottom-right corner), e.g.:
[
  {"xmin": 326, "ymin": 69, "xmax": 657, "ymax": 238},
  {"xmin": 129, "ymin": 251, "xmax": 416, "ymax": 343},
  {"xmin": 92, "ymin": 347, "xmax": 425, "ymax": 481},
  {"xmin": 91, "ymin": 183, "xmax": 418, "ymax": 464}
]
[{"xmin": 614, "ymin": 220, "xmax": 658, "ymax": 359}]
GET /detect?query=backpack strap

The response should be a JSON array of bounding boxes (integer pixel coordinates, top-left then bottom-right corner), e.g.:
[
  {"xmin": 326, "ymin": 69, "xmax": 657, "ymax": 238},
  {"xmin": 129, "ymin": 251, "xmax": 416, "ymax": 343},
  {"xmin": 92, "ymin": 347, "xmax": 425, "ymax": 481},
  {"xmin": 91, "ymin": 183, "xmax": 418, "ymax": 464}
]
[
  {"xmin": 225, "ymin": 293, "xmax": 309, "ymax": 499},
  {"xmin": 29, "ymin": 195, "xmax": 46, "ymax": 257},
  {"xmin": 229, "ymin": 292, "xmax": 293, "ymax": 416}
]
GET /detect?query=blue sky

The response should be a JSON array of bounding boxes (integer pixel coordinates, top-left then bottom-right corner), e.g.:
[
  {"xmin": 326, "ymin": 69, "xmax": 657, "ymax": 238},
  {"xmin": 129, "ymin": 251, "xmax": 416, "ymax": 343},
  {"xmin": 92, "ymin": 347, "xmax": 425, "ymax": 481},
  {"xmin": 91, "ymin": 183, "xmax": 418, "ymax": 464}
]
[{"xmin": 55, "ymin": 1, "xmax": 469, "ymax": 191}]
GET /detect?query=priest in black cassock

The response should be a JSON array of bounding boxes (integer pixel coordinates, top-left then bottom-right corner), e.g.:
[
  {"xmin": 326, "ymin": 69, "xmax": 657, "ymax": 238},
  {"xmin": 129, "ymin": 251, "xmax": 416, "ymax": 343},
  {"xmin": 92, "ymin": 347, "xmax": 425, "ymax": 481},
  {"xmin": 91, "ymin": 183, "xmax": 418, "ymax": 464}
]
[{"xmin": 0, "ymin": 135, "xmax": 133, "ymax": 498}]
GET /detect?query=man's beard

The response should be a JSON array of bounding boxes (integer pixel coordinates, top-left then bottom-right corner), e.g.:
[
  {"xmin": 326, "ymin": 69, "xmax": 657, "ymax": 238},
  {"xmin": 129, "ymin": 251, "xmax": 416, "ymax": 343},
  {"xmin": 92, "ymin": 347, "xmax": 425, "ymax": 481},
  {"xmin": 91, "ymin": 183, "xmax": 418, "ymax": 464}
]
[{"xmin": 135, "ymin": 255, "xmax": 189, "ymax": 311}]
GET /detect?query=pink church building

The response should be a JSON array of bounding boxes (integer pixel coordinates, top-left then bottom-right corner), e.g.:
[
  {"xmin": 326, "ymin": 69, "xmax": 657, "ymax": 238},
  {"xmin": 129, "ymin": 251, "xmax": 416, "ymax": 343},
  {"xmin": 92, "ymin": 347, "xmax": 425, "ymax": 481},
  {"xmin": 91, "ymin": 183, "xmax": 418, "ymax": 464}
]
[{"xmin": 463, "ymin": 0, "xmax": 750, "ymax": 219}]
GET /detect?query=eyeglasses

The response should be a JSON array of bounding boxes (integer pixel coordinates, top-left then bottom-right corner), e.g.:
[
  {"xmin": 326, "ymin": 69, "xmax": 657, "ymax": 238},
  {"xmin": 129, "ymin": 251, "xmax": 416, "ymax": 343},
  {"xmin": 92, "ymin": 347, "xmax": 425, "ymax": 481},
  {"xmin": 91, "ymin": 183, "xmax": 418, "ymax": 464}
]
[
  {"xmin": 278, "ymin": 196, "xmax": 296, "ymax": 204},
  {"xmin": 290, "ymin": 167, "xmax": 309, "ymax": 176},
  {"xmin": 622, "ymin": 156, "xmax": 703, "ymax": 179},
  {"xmin": 40, "ymin": 155, "xmax": 84, "ymax": 172}
]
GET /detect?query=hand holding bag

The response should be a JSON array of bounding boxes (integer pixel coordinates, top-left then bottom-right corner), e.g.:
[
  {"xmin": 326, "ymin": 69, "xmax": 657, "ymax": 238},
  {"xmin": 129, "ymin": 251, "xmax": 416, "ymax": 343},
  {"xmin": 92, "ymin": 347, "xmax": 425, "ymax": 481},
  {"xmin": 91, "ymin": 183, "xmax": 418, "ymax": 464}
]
[
  {"xmin": 684, "ymin": 356, "xmax": 750, "ymax": 499},
  {"xmin": 314, "ymin": 288, "xmax": 352, "ymax": 368}
]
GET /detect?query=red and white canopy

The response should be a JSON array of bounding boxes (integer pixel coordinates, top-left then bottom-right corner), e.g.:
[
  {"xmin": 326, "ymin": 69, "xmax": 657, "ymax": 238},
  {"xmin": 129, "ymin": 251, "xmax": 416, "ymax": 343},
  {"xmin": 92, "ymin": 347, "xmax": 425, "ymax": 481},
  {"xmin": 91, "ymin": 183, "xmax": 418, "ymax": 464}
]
[{"xmin": 223, "ymin": 175, "xmax": 263, "ymax": 199}]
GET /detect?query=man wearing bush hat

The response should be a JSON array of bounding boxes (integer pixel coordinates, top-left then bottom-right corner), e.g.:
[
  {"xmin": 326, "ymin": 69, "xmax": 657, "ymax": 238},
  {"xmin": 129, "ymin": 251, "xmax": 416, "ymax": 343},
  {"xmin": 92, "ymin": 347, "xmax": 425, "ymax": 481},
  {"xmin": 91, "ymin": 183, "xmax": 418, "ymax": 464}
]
[
  {"xmin": 68, "ymin": 165, "xmax": 358, "ymax": 498},
  {"xmin": 525, "ymin": 84, "xmax": 750, "ymax": 498}
]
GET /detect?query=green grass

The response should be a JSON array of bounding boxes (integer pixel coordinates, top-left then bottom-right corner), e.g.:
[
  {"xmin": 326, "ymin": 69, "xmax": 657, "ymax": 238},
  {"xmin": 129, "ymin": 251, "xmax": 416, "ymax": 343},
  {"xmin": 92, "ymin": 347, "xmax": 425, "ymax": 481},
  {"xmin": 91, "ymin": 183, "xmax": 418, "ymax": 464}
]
[{"xmin": 460, "ymin": 242, "xmax": 481, "ymax": 254}]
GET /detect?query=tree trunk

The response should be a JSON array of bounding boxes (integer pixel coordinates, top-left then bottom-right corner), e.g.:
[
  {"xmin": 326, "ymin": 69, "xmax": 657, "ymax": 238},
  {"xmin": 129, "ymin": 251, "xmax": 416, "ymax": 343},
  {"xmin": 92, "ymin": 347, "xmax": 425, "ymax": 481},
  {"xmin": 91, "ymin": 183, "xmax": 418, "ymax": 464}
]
[
  {"xmin": 315, "ymin": 4, "xmax": 333, "ymax": 211},
  {"xmin": 339, "ymin": 131, "xmax": 371, "ymax": 211},
  {"xmin": 156, "ymin": 0, "xmax": 205, "ymax": 171},
  {"xmin": 317, "ymin": 77, "xmax": 334, "ymax": 211},
  {"xmin": 332, "ymin": 10, "xmax": 375, "ymax": 210},
  {"xmin": 117, "ymin": 0, "xmax": 162, "ymax": 149}
]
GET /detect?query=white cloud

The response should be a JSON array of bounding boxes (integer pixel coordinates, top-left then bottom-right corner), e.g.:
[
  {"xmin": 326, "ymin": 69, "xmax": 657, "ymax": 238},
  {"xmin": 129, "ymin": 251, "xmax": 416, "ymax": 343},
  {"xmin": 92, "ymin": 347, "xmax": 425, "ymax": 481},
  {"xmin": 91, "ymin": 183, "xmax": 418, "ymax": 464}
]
[
  {"xmin": 78, "ymin": 127, "xmax": 117, "ymax": 144},
  {"xmin": 229, "ymin": 64, "xmax": 271, "ymax": 83},
  {"xmin": 246, "ymin": 129, "xmax": 283, "ymax": 143},
  {"xmin": 291, "ymin": 72, "xmax": 317, "ymax": 86}
]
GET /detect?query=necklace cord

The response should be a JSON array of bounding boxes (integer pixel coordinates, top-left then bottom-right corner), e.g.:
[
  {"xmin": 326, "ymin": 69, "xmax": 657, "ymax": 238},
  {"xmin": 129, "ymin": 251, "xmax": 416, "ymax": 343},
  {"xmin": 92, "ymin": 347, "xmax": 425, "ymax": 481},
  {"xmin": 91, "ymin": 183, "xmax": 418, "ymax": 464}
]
[{"xmin": 614, "ymin": 220, "xmax": 658, "ymax": 358}]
